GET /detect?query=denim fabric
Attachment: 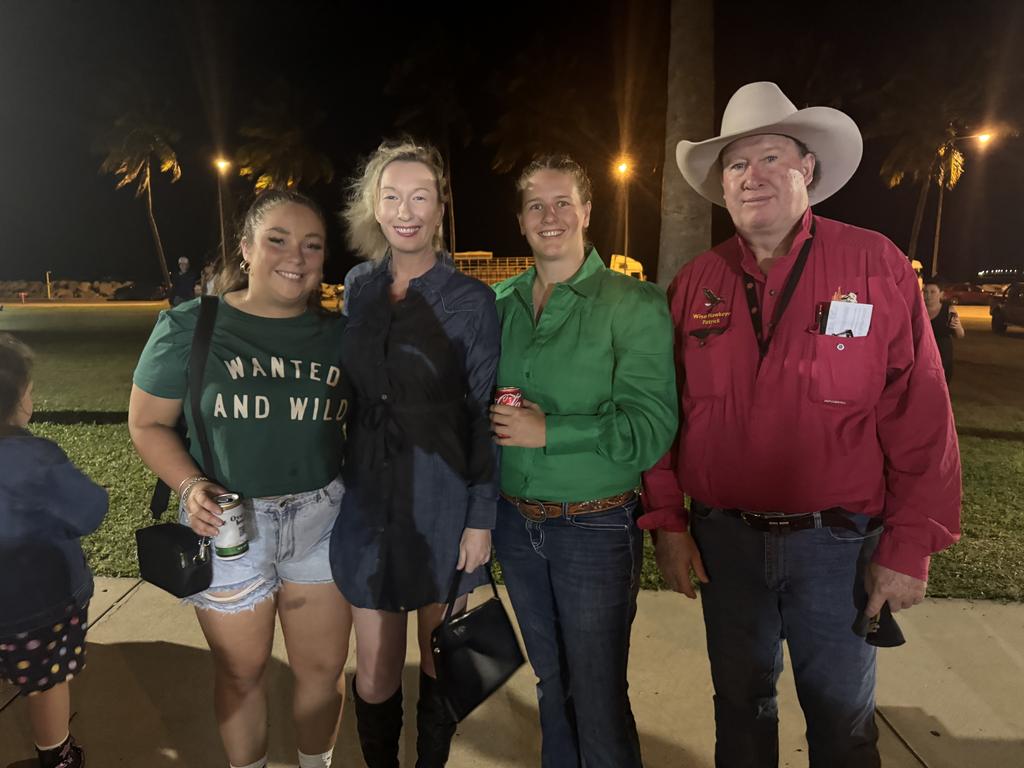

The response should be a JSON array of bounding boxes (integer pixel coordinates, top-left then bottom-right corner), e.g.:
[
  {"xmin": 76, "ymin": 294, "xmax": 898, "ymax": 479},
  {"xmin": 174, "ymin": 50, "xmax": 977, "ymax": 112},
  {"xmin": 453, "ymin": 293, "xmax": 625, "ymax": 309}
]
[
  {"xmin": 493, "ymin": 496, "xmax": 643, "ymax": 768},
  {"xmin": 690, "ymin": 503, "xmax": 881, "ymax": 768},
  {"xmin": 180, "ymin": 476, "xmax": 343, "ymax": 613},
  {"xmin": 331, "ymin": 253, "xmax": 500, "ymax": 610}
]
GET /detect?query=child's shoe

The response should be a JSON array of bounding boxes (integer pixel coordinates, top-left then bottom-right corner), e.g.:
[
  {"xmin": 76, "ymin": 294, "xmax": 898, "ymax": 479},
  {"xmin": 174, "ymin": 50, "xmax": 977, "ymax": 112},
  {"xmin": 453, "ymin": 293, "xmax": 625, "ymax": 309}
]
[{"xmin": 36, "ymin": 734, "xmax": 84, "ymax": 768}]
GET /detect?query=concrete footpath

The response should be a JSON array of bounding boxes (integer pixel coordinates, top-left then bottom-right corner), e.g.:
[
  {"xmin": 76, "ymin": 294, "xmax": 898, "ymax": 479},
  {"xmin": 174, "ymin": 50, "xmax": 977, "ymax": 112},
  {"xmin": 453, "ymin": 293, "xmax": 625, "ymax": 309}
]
[{"xmin": 2, "ymin": 579, "xmax": 1022, "ymax": 767}]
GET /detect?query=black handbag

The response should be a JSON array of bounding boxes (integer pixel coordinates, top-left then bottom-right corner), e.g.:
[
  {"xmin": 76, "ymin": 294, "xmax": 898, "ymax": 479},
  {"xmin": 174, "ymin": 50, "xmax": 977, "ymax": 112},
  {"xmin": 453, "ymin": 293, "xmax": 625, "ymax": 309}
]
[
  {"xmin": 430, "ymin": 566, "xmax": 526, "ymax": 722},
  {"xmin": 135, "ymin": 296, "xmax": 220, "ymax": 598}
]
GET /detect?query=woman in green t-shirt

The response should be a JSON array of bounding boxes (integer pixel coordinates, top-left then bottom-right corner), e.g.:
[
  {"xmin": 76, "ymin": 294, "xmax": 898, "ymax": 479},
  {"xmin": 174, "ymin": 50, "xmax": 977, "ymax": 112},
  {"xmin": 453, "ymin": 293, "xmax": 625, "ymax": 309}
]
[{"xmin": 129, "ymin": 190, "xmax": 351, "ymax": 768}]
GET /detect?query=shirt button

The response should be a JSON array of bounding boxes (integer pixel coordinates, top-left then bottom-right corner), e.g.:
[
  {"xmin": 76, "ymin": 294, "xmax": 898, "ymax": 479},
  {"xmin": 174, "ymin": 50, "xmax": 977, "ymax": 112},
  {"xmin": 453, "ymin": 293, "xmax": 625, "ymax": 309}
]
[
  {"xmin": 769, "ymin": 289, "xmax": 777, "ymax": 296},
  {"xmin": 525, "ymin": 372, "xmax": 531, "ymax": 378},
  {"xmin": 746, "ymin": 282, "xmax": 754, "ymax": 289},
  {"xmin": 380, "ymin": 393, "xmax": 389, "ymax": 401},
  {"xmin": 836, "ymin": 343, "xmax": 846, "ymax": 351}
]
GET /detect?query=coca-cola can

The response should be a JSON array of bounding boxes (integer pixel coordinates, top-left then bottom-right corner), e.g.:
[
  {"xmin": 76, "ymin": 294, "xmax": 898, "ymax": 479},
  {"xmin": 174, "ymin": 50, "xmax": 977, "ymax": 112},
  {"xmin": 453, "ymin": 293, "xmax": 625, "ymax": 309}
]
[
  {"xmin": 494, "ymin": 386, "xmax": 522, "ymax": 439},
  {"xmin": 213, "ymin": 493, "xmax": 249, "ymax": 560},
  {"xmin": 494, "ymin": 386, "xmax": 523, "ymax": 408}
]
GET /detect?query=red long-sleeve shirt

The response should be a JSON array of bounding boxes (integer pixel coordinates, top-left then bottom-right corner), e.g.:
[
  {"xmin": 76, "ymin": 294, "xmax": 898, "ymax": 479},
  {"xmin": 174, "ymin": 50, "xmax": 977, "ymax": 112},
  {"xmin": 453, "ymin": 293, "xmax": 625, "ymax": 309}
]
[{"xmin": 640, "ymin": 210, "xmax": 961, "ymax": 580}]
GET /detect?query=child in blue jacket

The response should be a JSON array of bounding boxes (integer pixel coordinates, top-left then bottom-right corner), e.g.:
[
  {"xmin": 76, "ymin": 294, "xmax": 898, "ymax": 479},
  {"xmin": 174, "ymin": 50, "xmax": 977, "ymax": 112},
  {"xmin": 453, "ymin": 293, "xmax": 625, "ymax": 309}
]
[{"xmin": 0, "ymin": 333, "xmax": 108, "ymax": 768}]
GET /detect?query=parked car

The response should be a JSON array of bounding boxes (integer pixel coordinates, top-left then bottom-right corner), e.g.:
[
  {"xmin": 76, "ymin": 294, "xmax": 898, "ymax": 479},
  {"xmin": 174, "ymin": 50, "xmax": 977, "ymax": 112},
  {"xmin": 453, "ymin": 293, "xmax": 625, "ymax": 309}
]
[
  {"xmin": 943, "ymin": 282, "xmax": 991, "ymax": 305},
  {"xmin": 991, "ymin": 282, "xmax": 1024, "ymax": 334}
]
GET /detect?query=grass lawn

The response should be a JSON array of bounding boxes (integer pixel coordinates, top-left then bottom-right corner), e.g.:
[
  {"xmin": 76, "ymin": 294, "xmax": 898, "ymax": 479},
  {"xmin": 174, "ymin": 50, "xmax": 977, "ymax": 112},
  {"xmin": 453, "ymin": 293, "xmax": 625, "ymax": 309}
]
[{"xmin": 3, "ymin": 304, "xmax": 1022, "ymax": 599}]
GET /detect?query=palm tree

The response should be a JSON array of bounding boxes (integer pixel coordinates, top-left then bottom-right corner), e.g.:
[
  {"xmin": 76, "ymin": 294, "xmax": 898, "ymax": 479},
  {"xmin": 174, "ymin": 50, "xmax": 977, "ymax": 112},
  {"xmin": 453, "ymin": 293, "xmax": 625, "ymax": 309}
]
[
  {"xmin": 859, "ymin": 46, "xmax": 990, "ymax": 266},
  {"xmin": 657, "ymin": 0, "xmax": 714, "ymax": 287},
  {"xmin": 96, "ymin": 110, "xmax": 181, "ymax": 288},
  {"xmin": 235, "ymin": 78, "xmax": 334, "ymax": 192}
]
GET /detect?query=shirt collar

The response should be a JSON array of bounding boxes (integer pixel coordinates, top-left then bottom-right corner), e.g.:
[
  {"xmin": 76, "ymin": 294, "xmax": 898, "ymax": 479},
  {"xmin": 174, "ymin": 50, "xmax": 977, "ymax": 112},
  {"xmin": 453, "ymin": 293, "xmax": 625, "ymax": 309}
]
[
  {"xmin": 736, "ymin": 207, "xmax": 814, "ymax": 279},
  {"xmin": 372, "ymin": 250, "xmax": 455, "ymax": 292},
  {"xmin": 510, "ymin": 248, "xmax": 605, "ymax": 305}
]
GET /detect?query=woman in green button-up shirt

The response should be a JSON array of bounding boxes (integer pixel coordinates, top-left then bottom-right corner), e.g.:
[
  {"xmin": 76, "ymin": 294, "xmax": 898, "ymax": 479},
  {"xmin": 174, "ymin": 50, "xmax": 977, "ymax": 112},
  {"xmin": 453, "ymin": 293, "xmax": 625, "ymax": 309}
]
[{"xmin": 489, "ymin": 155, "xmax": 677, "ymax": 768}]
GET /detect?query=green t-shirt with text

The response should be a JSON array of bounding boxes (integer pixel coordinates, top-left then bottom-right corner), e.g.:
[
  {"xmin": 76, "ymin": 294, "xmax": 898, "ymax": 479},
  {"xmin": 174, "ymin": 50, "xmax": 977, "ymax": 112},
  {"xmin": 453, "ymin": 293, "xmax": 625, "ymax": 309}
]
[{"xmin": 133, "ymin": 297, "xmax": 348, "ymax": 497}]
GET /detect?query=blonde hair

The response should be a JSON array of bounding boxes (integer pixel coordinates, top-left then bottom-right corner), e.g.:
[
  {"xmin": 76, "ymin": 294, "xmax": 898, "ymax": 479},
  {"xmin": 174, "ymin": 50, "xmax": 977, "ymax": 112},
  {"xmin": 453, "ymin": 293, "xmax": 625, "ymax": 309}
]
[
  {"xmin": 213, "ymin": 189, "xmax": 330, "ymax": 313},
  {"xmin": 343, "ymin": 139, "xmax": 449, "ymax": 261}
]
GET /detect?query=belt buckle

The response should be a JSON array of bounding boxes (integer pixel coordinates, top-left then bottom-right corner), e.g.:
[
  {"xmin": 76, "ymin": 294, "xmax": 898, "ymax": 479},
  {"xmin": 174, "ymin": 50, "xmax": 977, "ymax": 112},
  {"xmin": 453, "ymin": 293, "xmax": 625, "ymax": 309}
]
[
  {"xmin": 518, "ymin": 498, "xmax": 548, "ymax": 522},
  {"xmin": 740, "ymin": 511, "xmax": 792, "ymax": 534}
]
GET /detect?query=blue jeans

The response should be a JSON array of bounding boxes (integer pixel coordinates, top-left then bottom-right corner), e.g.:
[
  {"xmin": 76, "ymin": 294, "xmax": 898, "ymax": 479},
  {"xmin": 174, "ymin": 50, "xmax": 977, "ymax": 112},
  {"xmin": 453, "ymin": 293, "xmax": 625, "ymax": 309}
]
[
  {"xmin": 493, "ymin": 496, "xmax": 644, "ymax": 768},
  {"xmin": 690, "ymin": 503, "xmax": 882, "ymax": 768}
]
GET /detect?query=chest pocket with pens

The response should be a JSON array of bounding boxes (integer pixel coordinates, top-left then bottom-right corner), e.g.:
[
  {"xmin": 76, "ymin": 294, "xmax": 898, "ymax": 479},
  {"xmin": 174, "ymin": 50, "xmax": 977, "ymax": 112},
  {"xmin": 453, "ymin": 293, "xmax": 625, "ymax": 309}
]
[
  {"xmin": 807, "ymin": 294, "xmax": 884, "ymax": 406},
  {"xmin": 807, "ymin": 304, "xmax": 884, "ymax": 408}
]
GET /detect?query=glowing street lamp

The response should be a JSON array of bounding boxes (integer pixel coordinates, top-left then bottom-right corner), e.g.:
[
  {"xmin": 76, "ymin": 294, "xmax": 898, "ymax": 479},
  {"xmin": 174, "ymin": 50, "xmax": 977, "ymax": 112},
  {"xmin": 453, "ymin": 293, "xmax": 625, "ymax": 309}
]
[
  {"xmin": 614, "ymin": 157, "xmax": 632, "ymax": 259},
  {"xmin": 931, "ymin": 130, "xmax": 997, "ymax": 277},
  {"xmin": 214, "ymin": 157, "xmax": 231, "ymax": 268}
]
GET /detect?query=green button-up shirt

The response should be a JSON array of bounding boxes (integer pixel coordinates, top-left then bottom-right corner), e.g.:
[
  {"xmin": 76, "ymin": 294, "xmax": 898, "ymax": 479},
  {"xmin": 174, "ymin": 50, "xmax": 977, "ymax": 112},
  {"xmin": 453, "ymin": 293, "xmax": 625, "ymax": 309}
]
[{"xmin": 494, "ymin": 249, "xmax": 678, "ymax": 501}]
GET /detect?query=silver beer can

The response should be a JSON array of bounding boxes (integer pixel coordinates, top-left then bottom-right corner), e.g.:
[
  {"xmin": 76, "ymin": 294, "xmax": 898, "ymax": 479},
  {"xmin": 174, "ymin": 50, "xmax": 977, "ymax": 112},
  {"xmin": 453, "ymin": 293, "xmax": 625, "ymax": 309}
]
[{"xmin": 213, "ymin": 493, "xmax": 249, "ymax": 560}]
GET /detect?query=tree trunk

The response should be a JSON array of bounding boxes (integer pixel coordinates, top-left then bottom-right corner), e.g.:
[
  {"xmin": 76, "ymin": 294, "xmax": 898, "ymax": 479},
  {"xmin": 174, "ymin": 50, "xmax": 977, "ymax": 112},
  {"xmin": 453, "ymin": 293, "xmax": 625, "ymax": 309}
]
[
  {"xmin": 657, "ymin": 0, "xmax": 714, "ymax": 287},
  {"xmin": 931, "ymin": 182, "xmax": 945, "ymax": 279},
  {"xmin": 144, "ymin": 162, "xmax": 172, "ymax": 289},
  {"xmin": 906, "ymin": 177, "xmax": 929, "ymax": 262}
]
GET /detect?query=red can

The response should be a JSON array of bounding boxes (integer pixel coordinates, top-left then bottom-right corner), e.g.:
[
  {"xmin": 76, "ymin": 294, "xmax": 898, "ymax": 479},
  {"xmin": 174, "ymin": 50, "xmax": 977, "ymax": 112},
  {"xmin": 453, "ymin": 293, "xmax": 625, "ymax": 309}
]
[
  {"xmin": 493, "ymin": 386, "xmax": 522, "ymax": 439},
  {"xmin": 494, "ymin": 386, "xmax": 523, "ymax": 408}
]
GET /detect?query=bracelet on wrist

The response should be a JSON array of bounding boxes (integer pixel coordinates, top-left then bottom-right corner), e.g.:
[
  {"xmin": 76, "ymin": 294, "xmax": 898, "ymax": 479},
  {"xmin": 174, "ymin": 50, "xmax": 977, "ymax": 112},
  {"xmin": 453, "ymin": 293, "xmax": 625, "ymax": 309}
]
[
  {"xmin": 178, "ymin": 474, "xmax": 208, "ymax": 494},
  {"xmin": 179, "ymin": 476, "xmax": 209, "ymax": 508}
]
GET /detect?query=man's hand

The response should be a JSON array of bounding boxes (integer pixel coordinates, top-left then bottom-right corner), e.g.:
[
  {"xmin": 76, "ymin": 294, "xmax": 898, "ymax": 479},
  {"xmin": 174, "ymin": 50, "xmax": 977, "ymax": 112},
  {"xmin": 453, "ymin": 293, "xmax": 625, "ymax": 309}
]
[
  {"xmin": 653, "ymin": 530, "xmax": 709, "ymax": 599},
  {"xmin": 864, "ymin": 562, "xmax": 926, "ymax": 615},
  {"xmin": 490, "ymin": 399, "xmax": 546, "ymax": 448}
]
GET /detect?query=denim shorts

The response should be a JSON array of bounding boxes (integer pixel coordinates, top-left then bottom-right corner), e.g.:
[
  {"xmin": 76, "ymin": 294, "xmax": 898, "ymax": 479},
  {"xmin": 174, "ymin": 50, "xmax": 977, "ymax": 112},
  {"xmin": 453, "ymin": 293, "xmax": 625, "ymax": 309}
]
[{"xmin": 179, "ymin": 476, "xmax": 344, "ymax": 613}]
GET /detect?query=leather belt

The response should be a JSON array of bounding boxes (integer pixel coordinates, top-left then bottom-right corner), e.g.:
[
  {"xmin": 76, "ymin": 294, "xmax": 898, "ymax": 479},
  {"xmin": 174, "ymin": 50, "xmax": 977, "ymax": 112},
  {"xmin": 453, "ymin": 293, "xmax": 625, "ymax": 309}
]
[
  {"xmin": 502, "ymin": 490, "xmax": 638, "ymax": 522},
  {"xmin": 710, "ymin": 506, "xmax": 881, "ymax": 535}
]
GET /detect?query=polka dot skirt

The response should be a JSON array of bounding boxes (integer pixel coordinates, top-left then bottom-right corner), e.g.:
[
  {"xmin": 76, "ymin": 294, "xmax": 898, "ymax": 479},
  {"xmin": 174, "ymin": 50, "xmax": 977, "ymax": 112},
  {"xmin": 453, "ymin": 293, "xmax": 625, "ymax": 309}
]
[{"xmin": 0, "ymin": 602, "xmax": 88, "ymax": 696}]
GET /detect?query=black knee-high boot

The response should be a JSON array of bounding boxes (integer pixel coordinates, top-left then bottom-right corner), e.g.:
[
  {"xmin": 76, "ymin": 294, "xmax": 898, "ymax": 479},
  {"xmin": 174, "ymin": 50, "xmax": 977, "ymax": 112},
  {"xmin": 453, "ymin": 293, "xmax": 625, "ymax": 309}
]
[
  {"xmin": 415, "ymin": 670, "xmax": 457, "ymax": 768},
  {"xmin": 353, "ymin": 677, "xmax": 403, "ymax": 768}
]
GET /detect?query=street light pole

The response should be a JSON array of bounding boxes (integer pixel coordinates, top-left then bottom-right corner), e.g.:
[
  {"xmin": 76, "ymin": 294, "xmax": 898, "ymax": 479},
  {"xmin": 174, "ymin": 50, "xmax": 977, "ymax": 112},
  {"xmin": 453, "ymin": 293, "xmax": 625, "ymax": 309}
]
[
  {"xmin": 214, "ymin": 158, "xmax": 231, "ymax": 271},
  {"xmin": 615, "ymin": 158, "xmax": 632, "ymax": 260}
]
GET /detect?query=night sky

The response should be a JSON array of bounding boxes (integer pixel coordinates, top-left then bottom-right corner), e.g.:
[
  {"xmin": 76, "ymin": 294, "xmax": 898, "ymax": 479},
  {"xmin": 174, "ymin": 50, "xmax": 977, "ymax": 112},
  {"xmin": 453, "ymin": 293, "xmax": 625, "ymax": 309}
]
[{"xmin": 2, "ymin": 0, "xmax": 1021, "ymax": 285}]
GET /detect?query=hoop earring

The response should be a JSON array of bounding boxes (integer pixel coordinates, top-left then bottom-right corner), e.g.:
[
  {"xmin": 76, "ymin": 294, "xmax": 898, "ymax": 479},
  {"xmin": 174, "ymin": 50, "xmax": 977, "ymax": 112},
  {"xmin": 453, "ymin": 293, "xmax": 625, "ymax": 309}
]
[{"xmin": 240, "ymin": 259, "xmax": 252, "ymax": 275}]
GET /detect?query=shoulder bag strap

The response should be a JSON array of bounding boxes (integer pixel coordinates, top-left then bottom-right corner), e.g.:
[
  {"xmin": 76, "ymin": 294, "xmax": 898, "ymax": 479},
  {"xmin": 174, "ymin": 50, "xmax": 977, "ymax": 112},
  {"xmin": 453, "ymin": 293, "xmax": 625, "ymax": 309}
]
[{"xmin": 148, "ymin": 296, "xmax": 220, "ymax": 520}]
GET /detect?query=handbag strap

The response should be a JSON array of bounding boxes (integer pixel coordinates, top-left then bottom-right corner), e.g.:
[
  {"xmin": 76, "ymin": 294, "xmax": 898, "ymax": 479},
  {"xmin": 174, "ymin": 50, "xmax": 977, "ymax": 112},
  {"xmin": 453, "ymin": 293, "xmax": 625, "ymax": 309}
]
[
  {"xmin": 188, "ymin": 296, "xmax": 219, "ymax": 478},
  {"xmin": 148, "ymin": 296, "xmax": 220, "ymax": 520},
  {"xmin": 442, "ymin": 563, "xmax": 500, "ymax": 623}
]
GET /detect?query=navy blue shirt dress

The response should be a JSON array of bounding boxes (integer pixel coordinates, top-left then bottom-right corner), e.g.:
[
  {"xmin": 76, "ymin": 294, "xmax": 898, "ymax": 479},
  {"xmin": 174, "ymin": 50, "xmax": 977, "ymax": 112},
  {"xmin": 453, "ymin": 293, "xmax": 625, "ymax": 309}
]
[{"xmin": 330, "ymin": 253, "xmax": 500, "ymax": 611}]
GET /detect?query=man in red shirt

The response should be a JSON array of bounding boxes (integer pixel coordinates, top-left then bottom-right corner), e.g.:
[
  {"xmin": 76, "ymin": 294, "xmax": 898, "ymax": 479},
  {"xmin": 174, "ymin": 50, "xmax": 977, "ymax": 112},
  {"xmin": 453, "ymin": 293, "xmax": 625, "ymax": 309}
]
[{"xmin": 641, "ymin": 82, "xmax": 961, "ymax": 766}]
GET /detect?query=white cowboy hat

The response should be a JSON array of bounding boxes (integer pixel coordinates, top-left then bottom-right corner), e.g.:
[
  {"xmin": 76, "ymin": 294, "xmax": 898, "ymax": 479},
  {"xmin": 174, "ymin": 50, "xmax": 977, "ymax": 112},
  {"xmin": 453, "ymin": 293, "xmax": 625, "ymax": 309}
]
[{"xmin": 675, "ymin": 81, "xmax": 863, "ymax": 207}]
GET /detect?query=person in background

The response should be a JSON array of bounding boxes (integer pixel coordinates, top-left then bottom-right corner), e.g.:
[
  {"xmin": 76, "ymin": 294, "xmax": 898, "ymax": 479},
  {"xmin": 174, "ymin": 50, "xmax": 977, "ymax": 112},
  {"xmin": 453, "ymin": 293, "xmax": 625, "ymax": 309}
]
[
  {"xmin": 170, "ymin": 256, "xmax": 198, "ymax": 306},
  {"xmin": 0, "ymin": 333, "xmax": 108, "ymax": 768},
  {"xmin": 923, "ymin": 276, "xmax": 965, "ymax": 382}
]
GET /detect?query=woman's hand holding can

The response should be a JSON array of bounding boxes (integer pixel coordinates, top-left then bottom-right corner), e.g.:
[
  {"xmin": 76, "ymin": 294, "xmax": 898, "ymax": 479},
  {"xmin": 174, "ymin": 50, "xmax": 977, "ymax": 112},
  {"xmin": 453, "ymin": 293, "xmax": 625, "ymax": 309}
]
[{"xmin": 185, "ymin": 480, "xmax": 228, "ymax": 537}]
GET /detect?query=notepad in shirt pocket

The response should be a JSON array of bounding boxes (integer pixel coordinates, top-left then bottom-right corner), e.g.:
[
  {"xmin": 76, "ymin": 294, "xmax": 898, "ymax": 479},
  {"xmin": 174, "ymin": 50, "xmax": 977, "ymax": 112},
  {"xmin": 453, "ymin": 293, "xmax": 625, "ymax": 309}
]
[{"xmin": 824, "ymin": 301, "xmax": 873, "ymax": 337}]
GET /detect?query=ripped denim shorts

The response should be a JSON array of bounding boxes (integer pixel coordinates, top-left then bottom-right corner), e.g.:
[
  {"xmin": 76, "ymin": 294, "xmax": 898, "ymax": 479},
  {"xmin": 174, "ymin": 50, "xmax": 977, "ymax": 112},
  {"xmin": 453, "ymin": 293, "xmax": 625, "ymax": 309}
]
[{"xmin": 178, "ymin": 476, "xmax": 344, "ymax": 613}]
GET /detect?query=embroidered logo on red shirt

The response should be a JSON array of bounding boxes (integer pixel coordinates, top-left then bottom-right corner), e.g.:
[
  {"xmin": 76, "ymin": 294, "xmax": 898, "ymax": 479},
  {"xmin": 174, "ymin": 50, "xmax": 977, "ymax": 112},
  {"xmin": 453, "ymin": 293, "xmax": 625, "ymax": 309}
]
[
  {"xmin": 703, "ymin": 288, "xmax": 723, "ymax": 308},
  {"xmin": 692, "ymin": 287, "xmax": 731, "ymax": 327}
]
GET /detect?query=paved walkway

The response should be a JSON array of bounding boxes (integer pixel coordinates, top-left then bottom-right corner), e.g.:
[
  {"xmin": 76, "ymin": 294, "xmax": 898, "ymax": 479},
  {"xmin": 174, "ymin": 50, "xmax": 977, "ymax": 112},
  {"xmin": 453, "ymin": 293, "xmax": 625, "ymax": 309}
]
[{"xmin": 2, "ymin": 579, "xmax": 1022, "ymax": 767}]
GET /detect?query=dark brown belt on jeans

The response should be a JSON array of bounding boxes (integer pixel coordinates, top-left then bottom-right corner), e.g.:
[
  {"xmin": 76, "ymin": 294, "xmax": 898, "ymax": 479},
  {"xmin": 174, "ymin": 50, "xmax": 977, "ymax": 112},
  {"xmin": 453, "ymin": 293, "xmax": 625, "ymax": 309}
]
[
  {"xmin": 502, "ymin": 490, "xmax": 638, "ymax": 522},
  {"xmin": 709, "ymin": 506, "xmax": 881, "ymax": 534}
]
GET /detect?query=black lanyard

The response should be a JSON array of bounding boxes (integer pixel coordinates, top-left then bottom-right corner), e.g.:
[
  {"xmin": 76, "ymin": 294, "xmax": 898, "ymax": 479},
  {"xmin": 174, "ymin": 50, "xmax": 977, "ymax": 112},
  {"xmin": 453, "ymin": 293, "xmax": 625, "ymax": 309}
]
[{"xmin": 742, "ymin": 219, "xmax": 816, "ymax": 359}]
